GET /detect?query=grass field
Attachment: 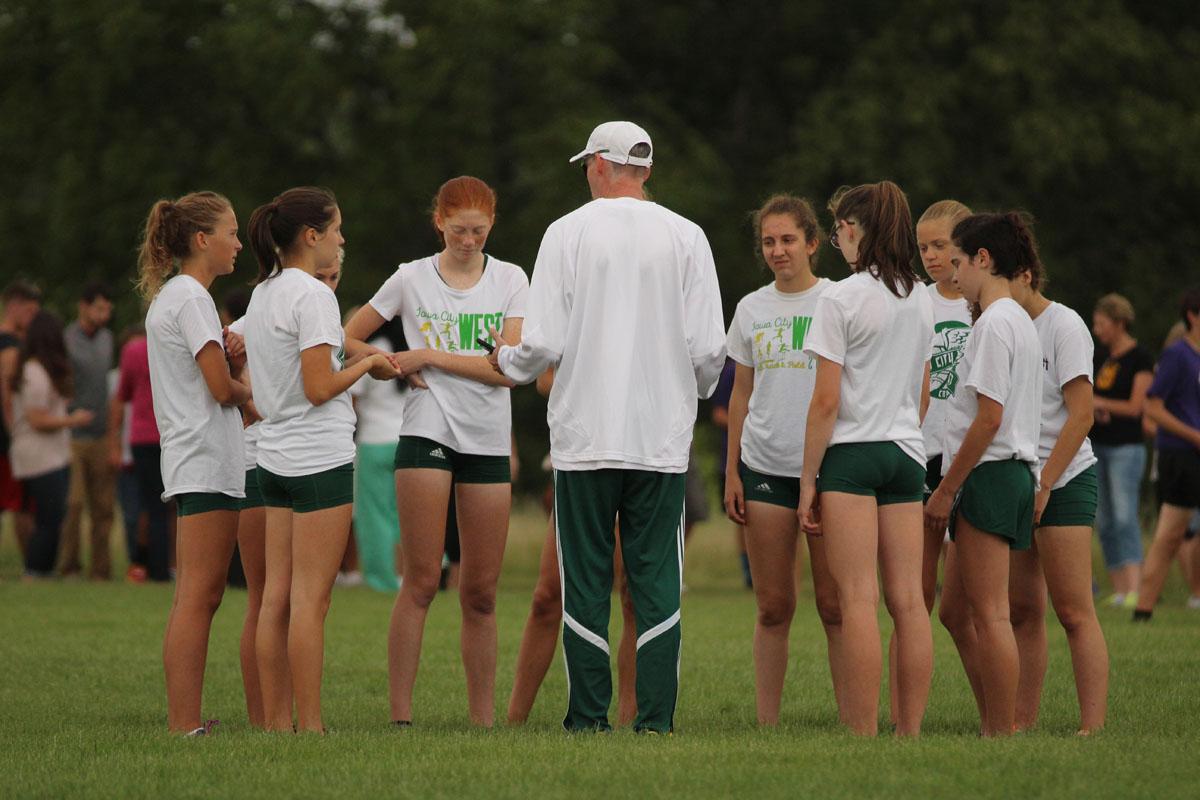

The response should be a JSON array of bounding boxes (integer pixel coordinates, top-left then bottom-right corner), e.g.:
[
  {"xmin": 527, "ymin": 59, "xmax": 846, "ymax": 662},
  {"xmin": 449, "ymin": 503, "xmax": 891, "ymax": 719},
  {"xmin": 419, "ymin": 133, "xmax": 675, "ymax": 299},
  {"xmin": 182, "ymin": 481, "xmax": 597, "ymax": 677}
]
[{"xmin": 1, "ymin": 502, "xmax": 1198, "ymax": 799}]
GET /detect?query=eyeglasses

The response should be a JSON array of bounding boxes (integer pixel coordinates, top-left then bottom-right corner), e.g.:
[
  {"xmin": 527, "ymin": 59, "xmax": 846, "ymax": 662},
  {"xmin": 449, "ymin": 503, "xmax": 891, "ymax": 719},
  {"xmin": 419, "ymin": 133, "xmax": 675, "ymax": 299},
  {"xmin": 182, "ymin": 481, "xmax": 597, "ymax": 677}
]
[{"xmin": 830, "ymin": 219, "xmax": 856, "ymax": 249}]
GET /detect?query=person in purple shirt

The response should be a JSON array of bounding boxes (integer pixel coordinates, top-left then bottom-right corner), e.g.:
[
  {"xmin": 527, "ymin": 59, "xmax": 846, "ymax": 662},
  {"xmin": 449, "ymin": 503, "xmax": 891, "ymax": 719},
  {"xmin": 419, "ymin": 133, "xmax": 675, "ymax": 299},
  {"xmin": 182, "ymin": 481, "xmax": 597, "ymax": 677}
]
[
  {"xmin": 711, "ymin": 358, "xmax": 751, "ymax": 587},
  {"xmin": 1133, "ymin": 288, "xmax": 1200, "ymax": 620}
]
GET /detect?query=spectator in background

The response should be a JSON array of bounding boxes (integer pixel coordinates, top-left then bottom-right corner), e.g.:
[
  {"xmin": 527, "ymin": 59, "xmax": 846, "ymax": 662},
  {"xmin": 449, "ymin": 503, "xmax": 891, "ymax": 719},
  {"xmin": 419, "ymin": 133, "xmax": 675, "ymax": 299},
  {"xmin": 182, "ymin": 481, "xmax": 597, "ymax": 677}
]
[
  {"xmin": 1, "ymin": 280, "xmax": 42, "ymax": 560},
  {"xmin": 10, "ymin": 310, "xmax": 94, "ymax": 579},
  {"xmin": 1090, "ymin": 293, "xmax": 1154, "ymax": 608},
  {"xmin": 108, "ymin": 325, "xmax": 147, "ymax": 582},
  {"xmin": 108, "ymin": 326, "xmax": 172, "ymax": 582},
  {"xmin": 349, "ymin": 315, "xmax": 407, "ymax": 592},
  {"xmin": 712, "ymin": 358, "xmax": 752, "ymax": 588},
  {"xmin": 1133, "ymin": 288, "xmax": 1200, "ymax": 621},
  {"xmin": 60, "ymin": 282, "xmax": 116, "ymax": 579}
]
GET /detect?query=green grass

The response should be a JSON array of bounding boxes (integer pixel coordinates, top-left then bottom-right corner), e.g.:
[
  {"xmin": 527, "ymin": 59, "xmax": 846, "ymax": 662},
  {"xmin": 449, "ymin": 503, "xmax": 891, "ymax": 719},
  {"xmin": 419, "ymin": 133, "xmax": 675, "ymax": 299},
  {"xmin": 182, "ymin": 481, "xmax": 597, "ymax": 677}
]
[{"xmin": 1, "ymin": 504, "xmax": 1198, "ymax": 799}]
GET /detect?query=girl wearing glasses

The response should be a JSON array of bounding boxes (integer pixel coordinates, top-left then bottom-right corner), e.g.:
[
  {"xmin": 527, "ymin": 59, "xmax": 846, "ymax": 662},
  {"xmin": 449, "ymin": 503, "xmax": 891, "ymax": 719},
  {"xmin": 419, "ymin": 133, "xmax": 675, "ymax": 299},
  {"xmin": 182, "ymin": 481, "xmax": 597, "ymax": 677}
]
[{"xmin": 798, "ymin": 181, "xmax": 935, "ymax": 736}]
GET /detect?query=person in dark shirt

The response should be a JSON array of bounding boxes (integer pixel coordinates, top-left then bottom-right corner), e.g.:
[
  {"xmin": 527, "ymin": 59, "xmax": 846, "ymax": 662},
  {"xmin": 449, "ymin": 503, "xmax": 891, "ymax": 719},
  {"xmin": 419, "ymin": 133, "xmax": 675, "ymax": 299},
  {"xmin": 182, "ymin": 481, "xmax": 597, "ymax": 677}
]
[
  {"xmin": 0, "ymin": 280, "xmax": 42, "ymax": 559},
  {"xmin": 1133, "ymin": 288, "xmax": 1200, "ymax": 620},
  {"xmin": 1090, "ymin": 293, "xmax": 1154, "ymax": 606},
  {"xmin": 711, "ymin": 357, "xmax": 752, "ymax": 588}
]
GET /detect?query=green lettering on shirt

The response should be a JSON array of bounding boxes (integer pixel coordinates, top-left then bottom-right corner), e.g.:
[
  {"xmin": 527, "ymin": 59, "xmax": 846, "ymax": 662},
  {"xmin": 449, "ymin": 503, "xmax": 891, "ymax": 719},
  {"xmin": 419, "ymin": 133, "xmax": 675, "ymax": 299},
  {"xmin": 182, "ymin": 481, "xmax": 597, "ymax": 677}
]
[{"xmin": 791, "ymin": 315, "xmax": 813, "ymax": 350}]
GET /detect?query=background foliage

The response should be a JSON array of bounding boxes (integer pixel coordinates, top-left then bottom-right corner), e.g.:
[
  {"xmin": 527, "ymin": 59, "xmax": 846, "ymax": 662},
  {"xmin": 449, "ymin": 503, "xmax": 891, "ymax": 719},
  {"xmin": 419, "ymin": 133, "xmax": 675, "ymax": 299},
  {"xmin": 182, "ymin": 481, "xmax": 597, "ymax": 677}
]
[{"xmin": 4, "ymin": 0, "xmax": 1198, "ymax": 485}]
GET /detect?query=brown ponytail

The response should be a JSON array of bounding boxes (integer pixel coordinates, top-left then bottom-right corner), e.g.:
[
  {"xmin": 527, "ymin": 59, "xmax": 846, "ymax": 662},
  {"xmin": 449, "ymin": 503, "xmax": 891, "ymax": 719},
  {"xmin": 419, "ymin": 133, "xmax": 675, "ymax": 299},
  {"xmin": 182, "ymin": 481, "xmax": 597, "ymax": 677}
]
[
  {"xmin": 829, "ymin": 180, "xmax": 920, "ymax": 297},
  {"xmin": 136, "ymin": 191, "xmax": 231, "ymax": 300},
  {"xmin": 247, "ymin": 187, "xmax": 338, "ymax": 284}
]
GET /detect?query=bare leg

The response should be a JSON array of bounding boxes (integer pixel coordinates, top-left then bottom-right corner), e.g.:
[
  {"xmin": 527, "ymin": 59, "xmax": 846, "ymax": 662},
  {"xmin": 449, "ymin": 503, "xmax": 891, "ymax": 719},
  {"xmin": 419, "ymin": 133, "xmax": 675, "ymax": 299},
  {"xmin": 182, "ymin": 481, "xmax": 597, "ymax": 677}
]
[
  {"xmin": 163, "ymin": 509, "xmax": 237, "ymax": 732},
  {"xmin": 1010, "ymin": 541, "xmax": 1047, "ymax": 731},
  {"xmin": 507, "ymin": 516, "xmax": 563, "ymax": 724},
  {"xmin": 1134, "ymin": 504, "xmax": 1194, "ymax": 613},
  {"xmin": 388, "ymin": 469, "xmax": 453, "ymax": 723},
  {"xmin": 742, "ymin": 501, "xmax": 799, "ymax": 725},
  {"xmin": 1039, "ymin": 525, "xmax": 1109, "ymax": 732},
  {"xmin": 237, "ymin": 506, "xmax": 267, "ymax": 728},
  {"xmin": 1179, "ymin": 535, "xmax": 1200, "ymax": 597},
  {"xmin": 257, "ymin": 507, "xmax": 295, "ymax": 731},
  {"xmin": 1109, "ymin": 562, "xmax": 1141, "ymax": 598},
  {"xmin": 938, "ymin": 541, "xmax": 987, "ymax": 727},
  {"xmin": 819, "ymin": 492, "xmax": 882, "ymax": 735},
  {"xmin": 955, "ymin": 517, "xmax": 1018, "ymax": 737},
  {"xmin": 805, "ymin": 532, "xmax": 845, "ymax": 722},
  {"xmin": 878, "ymin": 502, "xmax": 932, "ymax": 737},
  {"xmin": 454, "ymin": 481, "xmax": 512, "ymax": 727}
]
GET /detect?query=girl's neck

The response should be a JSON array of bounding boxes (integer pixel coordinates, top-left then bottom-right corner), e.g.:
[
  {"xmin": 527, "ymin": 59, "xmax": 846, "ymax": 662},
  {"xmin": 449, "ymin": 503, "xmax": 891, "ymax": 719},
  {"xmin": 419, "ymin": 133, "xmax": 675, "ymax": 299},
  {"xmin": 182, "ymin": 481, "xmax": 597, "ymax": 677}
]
[
  {"xmin": 439, "ymin": 248, "xmax": 486, "ymax": 276},
  {"xmin": 977, "ymin": 279, "xmax": 1012, "ymax": 312},
  {"xmin": 1186, "ymin": 325, "xmax": 1200, "ymax": 349},
  {"xmin": 935, "ymin": 278, "xmax": 962, "ymax": 300},
  {"xmin": 775, "ymin": 268, "xmax": 818, "ymax": 294},
  {"xmin": 1107, "ymin": 331, "xmax": 1136, "ymax": 357},
  {"xmin": 179, "ymin": 260, "xmax": 215, "ymax": 290},
  {"xmin": 1022, "ymin": 291, "xmax": 1052, "ymax": 320}
]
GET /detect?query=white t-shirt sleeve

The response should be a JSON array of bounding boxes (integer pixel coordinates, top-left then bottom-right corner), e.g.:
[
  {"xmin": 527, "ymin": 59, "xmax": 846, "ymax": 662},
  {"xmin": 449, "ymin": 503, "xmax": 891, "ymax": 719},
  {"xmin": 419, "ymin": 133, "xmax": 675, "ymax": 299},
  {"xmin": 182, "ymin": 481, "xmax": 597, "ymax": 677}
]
[
  {"xmin": 296, "ymin": 289, "xmax": 344, "ymax": 352},
  {"xmin": 682, "ymin": 228, "xmax": 727, "ymax": 399},
  {"xmin": 965, "ymin": 318, "xmax": 1013, "ymax": 404},
  {"xmin": 228, "ymin": 316, "xmax": 246, "ymax": 336},
  {"xmin": 1054, "ymin": 316, "xmax": 1093, "ymax": 387},
  {"xmin": 725, "ymin": 304, "xmax": 752, "ymax": 367},
  {"xmin": 504, "ymin": 266, "xmax": 530, "ymax": 320},
  {"xmin": 804, "ymin": 293, "xmax": 848, "ymax": 365},
  {"xmin": 177, "ymin": 296, "xmax": 223, "ymax": 358},
  {"xmin": 498, "ymin": 224, "xmax": 569, "ymax": 385},
  {"xmin": 368, "ymin": 268, "xmax": 405, "ymax": 321}
]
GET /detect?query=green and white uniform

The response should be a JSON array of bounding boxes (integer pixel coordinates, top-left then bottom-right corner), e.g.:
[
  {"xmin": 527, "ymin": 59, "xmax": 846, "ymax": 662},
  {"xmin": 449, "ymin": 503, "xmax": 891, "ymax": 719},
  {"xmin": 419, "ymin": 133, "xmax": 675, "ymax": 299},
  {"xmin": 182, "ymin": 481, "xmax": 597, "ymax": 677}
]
[
  {"xmin": 497, "ymin": 197, "xmax": 726, "ymax": 732},
  {"xmin": 923, "ymin": 284, "xmax": 972, "ymax": 493},
  {"xmin": 725, "ymin": 278, "xmax": 831, "ymax": 507}
]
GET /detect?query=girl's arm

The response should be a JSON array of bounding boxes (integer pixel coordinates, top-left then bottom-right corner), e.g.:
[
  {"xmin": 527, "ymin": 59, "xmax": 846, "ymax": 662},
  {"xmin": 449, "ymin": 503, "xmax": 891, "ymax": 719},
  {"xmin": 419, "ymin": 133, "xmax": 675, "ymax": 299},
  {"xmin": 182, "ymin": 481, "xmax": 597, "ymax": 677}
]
[
  {"xmin": 799, "ymin": 356, "xmax": 842, "ymax": 533},
  {"xmin": 1093, "ymin": 370, "xmax": 1152, "ymax": 418},
  {"xmin": 1034, "ymin": 376, "xmax": 1093, "ymax": 522},
  {"xmin": 26, "ymin": 405, "xmax": 92, "ymax": 433},
  {"xmin": 401, "ymin": 318, "xmax": 523, "ymax": 388},
  {"xmin": 195, "ymin": 341, "xmax": 251, "ymax": 407},
  {"xmin": 723, "ymin": 363, "xmax": 754, "ymax": 524},
  {"xmin": 1144, "ymin": 396, "xmax": 1200, "ymax": 449},
  {"xmin": 924, "ymin": 394, "xmax": 1003, "ymax": 535},
  {"xmin": 919, "ymin": 362, "xmax": 931, "ymax": 424},
  {"xmin": 344, "ymin": 304, "xmax": 390, "ymax": 361},
  {"xmin": 300, "ymin": 345, "xmax": 398, "ymax": 407}
]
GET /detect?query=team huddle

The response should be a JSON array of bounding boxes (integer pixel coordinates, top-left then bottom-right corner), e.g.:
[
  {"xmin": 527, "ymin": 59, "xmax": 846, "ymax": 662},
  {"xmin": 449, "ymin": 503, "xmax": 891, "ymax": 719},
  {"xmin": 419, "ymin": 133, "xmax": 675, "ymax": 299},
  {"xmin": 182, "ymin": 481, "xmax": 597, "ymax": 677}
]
[{"xmin": 135, "ymin": 120, "xmax": 1139, "ymax": 738}]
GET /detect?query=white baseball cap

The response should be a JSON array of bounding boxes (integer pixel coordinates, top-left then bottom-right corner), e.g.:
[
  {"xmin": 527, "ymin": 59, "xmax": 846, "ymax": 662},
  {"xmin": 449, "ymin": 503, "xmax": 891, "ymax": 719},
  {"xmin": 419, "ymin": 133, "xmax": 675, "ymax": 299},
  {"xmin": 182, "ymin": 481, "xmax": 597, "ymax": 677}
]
[{"xmin": 568, "ymin": 121, "xmax": 653, "ymax": 167}]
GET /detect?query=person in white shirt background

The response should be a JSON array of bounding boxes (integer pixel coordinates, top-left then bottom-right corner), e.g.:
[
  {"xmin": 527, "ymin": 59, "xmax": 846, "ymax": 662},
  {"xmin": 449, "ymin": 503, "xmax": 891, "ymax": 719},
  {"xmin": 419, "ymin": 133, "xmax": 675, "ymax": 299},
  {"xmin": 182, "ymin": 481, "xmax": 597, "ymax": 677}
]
[
  {"xmin": 136, "ymin": 191, "xmax": 252, "ymax": 735},
  {"xmin": 722, "ymin": 193, "xmax": 841, "ymax": 726},
  {"xmin": 245, "ymin": 187, "xmax": 399, "ymax": 734},
  {"xmin": 344, "ymin": 176, "xmax": 528, "ymax": 728},
  {"xmin": 799, "ymin": 180, "xmax": 935, "ymax": 737},
  {"xmin": 908, "ymin": 199, "xmax": 983, "ymax": 726},
  {"xmin": 491, "ymin": 121, "xmax": 725, "ymax": 733},
  {"xmin": 1005, "ymin": 246, "xmax": 1109, "ymax": 735},
  {"xmin": 925, "ymin": 212, "xmax": 1044, "ymax": 737}
]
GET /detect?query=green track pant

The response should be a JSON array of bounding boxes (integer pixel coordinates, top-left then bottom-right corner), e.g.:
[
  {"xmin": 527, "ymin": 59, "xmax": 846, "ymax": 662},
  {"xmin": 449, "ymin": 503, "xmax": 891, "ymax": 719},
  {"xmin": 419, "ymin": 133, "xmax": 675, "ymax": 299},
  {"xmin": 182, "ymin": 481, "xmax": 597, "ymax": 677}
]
[{"xmin": 554, "ymin": 468, "xmax": 686, "ymax": 733}]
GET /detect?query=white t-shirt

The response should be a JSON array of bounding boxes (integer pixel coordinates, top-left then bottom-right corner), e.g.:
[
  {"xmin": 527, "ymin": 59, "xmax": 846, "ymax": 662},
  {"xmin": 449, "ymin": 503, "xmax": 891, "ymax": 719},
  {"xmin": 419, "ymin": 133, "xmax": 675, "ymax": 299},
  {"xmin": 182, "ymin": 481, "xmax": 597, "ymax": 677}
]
[
  {"xmin": 227, "ymin": 316, "xmax": 260, "ymax": 472},
  {"xmin": 726, "ymin": 278, "xmax": 831, "ymax": 477},
  {"xmin": 368, "ymin": 255, "xmax": 528, "ymax": 456},
  {"xmin": 349, "ymin": 335, "xmax": 407, "ymax": 446},
  {"xmin": 1033, "ymin": 301, "xmax": 1098, "ymax": 489},
  {"xmin": 923, "ymin": 283, "xmax": 973, "ymax": 459},
  {"xmin": 145, "ymin": 275, "xmax": 245, "ymax": 498},
  {"xmin": 10, "ymin": 361, "xmax": 71, "ymax": 479},
  {"xmin": 496, "ymin": 198, "xmax": 726, "ymax": 472},
  {"xmin": 942, "ymin": 297, "xmax": 1043, "ymax": 476},
  {"xmin": 244, "ymin": 269, "xmax": 356, "ymax": 476},
  {"xmin": 803, "ymin": 271, "xmax": 934, "ymax": 465}
]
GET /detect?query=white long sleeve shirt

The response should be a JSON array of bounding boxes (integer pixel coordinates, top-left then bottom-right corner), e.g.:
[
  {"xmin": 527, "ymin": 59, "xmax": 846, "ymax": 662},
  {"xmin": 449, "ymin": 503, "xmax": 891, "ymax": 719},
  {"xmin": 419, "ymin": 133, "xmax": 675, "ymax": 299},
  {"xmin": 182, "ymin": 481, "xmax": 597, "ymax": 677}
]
[{"xmin": 498, "ymin": 197, "xmax": 726, "ymax": 472}]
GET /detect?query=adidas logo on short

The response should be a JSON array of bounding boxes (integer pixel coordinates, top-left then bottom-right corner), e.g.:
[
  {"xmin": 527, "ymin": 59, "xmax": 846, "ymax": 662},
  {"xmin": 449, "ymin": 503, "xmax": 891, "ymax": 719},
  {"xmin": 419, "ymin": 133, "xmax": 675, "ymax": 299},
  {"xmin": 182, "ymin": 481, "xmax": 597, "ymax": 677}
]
[
  {"xmin": 429, "ymin": 447, "xmax": 447, "ymax": 460},
  {"xmin": 755, "ymin": 482, "xmax": 772, "ymax": 493}
]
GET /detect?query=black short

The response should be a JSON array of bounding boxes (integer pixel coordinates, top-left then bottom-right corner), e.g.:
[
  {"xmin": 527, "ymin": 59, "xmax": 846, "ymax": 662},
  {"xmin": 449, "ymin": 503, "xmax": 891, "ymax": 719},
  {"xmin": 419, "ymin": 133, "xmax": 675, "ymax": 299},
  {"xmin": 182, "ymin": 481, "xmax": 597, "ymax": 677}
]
[{"xmin": 1157, "ymin": 448, "xmax": 1200, "ymax": 509}]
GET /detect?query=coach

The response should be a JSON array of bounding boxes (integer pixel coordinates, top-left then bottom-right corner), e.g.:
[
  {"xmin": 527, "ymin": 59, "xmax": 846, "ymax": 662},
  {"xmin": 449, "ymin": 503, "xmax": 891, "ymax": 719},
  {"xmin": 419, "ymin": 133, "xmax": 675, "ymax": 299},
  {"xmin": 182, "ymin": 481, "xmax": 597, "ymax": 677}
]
[{"xmin": 491, "ymin": 121, "xmax": 725, "ymax": 733}]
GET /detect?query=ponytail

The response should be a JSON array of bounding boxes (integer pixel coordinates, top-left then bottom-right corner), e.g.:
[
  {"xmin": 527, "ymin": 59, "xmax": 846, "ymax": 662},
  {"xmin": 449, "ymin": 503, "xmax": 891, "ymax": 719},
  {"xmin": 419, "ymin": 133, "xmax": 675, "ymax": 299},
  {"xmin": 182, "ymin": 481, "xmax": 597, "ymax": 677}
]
[
  {"xmin": 247, "ymin": 187, "xmax": 338, "ymax": 284},
  {"xmin": 829, "ymin": 180, "xmax": 920, "ymax": 297},
  {"xmin": 136, "ymin": 191, "xmax": 231, "ymax": 301}
]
